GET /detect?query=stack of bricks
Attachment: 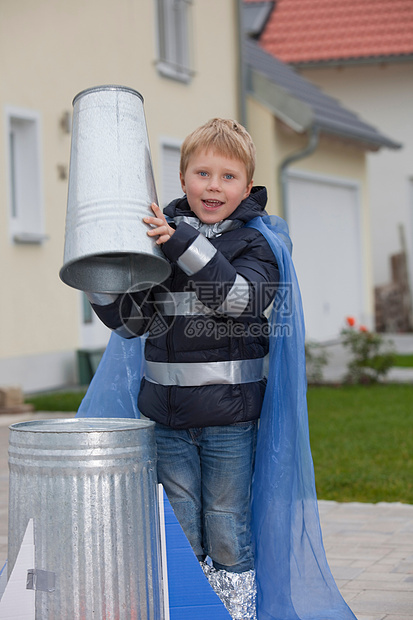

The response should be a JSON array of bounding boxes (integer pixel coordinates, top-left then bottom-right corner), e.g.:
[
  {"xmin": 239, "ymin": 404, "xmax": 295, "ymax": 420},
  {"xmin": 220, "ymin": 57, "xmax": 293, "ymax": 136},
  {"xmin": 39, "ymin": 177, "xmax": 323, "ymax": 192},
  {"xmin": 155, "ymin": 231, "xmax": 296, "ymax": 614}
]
[
  {"xmin": 0, "ymin": 386, "xmax": 34, "ymax": 415},
  {"xmin": 375, "ymin": 251, "xmax": 413, "ymax": 333}
]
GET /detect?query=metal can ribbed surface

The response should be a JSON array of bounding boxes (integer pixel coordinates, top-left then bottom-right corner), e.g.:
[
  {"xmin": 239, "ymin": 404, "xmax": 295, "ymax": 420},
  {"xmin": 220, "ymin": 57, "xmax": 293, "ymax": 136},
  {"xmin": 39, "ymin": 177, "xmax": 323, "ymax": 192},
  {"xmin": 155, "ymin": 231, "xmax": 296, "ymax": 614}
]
[
  {"xmin": 59, "ymin": 85, "xmax": 171, "ymax": 293},
  {"xmin": 8, "ymin": 418, "xmax": 164, "ymax": 619}
]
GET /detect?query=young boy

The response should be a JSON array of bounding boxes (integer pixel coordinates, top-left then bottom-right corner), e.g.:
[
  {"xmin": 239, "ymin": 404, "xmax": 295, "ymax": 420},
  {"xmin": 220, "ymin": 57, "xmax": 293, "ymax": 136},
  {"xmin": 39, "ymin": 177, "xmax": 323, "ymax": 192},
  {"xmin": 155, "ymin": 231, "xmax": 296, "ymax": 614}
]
[{"xmin": 87, "ymin": 118, "xmax": 279, "ymax": 619}]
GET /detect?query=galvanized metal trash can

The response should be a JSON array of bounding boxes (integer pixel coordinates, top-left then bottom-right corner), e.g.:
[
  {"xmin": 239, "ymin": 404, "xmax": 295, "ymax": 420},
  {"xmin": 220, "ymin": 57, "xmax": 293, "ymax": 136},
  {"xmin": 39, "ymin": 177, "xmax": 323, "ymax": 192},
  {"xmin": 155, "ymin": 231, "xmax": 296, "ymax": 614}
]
[
  {"xmin": 59, "ymin": 85, "xmax": 171, "ymax": 293},
  {"xmin": 8, "ymin": 418, "xmax": 164, "ymax": 619}
]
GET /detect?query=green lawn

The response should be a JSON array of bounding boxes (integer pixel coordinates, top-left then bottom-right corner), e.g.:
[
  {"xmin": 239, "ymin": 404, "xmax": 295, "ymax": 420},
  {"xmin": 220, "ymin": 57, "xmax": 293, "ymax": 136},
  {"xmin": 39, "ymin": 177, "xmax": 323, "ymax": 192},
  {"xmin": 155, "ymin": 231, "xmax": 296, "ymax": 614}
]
[
  {"xmin": 26, "ymin": 383, "xmax": 413, "ymax": 504},
  {"xmin": 25, "ymin": 390, "xmax": 86, "ymax": 412},
  {"xmin": 307, "ymin": 384, "xmax": 413, "ymax": 504},
  {"xmin": 393, "ymin": 353, "xmax": 413, "ymax": 367}
]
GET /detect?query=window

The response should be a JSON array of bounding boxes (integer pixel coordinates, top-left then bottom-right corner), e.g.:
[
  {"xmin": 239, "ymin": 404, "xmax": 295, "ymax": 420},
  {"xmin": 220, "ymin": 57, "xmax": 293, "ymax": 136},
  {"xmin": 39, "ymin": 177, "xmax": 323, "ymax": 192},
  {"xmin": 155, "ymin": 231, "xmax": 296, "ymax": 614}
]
[
  {"xmin": 6, "ymin": 107, "xmax": 46, "ymax": 244},
  {"xmin": 160, "ymin": 140, "xmax": 183, "ymax": 205},
  {"xmin": 156, "ymin": 0, "xmax": 193, "ymax": 83}
]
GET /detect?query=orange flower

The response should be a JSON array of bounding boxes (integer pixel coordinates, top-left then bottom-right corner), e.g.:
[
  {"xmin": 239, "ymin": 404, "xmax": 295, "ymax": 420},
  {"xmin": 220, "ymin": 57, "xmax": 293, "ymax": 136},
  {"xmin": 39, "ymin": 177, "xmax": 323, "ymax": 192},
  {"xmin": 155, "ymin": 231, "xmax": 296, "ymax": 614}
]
[
  {"xmin": 346, "ymin": 316, "xmax": 356, "ymax": 327},
  {"xmin": 359, "ymin": 325, "xmax": 368, "ymax": 332}
]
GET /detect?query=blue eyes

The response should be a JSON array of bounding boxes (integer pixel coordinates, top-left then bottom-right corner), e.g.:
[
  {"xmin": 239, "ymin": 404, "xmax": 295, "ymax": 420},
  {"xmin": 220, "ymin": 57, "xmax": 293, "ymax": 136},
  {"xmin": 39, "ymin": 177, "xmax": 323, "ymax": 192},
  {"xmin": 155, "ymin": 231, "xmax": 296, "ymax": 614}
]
[{"xmin": 198, "ymin": 171, "xmax": 234, "ymax": 180}]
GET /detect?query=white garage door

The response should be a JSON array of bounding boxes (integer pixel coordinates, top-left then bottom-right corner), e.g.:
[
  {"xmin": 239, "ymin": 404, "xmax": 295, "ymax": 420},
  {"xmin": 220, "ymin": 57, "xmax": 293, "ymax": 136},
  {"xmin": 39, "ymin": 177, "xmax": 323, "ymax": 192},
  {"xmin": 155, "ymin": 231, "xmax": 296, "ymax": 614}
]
[{"xmin": 288, "ymin": 171, "xmax": 364, "ymax": 341}]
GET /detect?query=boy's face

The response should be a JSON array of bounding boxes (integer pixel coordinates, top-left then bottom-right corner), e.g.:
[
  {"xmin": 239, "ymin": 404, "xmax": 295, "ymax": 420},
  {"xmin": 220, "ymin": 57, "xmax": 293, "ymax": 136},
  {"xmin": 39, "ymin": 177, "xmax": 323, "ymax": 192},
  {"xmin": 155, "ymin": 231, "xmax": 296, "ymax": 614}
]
[{"xmin": 180, "ymin": 148, "xmax": 253, "ymax": 224}]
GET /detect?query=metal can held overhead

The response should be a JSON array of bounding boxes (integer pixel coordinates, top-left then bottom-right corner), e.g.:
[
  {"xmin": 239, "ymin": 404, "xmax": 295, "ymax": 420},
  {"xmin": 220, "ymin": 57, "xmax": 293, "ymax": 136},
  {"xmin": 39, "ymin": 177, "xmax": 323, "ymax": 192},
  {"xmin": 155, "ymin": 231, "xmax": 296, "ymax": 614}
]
[{"xmin": 60, "ymin": 85, "xmax": 171, "ymax": 293}]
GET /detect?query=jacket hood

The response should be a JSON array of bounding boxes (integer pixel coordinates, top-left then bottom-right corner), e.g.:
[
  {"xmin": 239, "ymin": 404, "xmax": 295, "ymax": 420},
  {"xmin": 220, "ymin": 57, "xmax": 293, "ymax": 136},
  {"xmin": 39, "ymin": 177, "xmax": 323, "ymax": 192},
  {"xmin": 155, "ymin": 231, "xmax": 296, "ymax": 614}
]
[{"xmin": 163, "ymin": 186, "xmax": 268, "ymax": 225}]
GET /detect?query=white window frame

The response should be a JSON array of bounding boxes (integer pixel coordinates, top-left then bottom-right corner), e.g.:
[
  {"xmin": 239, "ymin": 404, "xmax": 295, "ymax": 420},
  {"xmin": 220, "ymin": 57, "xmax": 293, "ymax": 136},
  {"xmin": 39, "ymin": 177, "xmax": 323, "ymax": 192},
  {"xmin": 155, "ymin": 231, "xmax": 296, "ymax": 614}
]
[
  {"xmin": 5, "ymin": 106, "xmax": 47, "ymax": 244},
  {"xmin": 159, "ymin": 137, "xmax": 183, "ymax": 207},
  {"xmin": 155, "ymin": 0, "xmax": 194, "ymax": 83}
]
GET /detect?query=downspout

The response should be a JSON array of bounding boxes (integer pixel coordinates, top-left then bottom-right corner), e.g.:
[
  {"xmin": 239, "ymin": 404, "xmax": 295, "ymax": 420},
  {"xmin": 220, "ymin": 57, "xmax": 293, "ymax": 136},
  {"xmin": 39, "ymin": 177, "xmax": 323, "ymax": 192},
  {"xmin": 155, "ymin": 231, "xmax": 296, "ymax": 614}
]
[
  {"xmin": 236, "ymin": 0, "xmax": 247, "ymax": 127},
  {"xmin": 279, "ymin": 125, "xmax": 320, "ymax": 224}
]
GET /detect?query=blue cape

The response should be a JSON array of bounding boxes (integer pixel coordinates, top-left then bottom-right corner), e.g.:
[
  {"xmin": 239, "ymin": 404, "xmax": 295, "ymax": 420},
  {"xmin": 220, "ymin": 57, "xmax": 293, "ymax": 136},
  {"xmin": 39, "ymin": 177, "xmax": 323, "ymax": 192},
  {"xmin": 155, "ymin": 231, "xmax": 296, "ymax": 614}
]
[{"xmin": 78, "ymin": 215, "xmax": 356, "ymax": 620}]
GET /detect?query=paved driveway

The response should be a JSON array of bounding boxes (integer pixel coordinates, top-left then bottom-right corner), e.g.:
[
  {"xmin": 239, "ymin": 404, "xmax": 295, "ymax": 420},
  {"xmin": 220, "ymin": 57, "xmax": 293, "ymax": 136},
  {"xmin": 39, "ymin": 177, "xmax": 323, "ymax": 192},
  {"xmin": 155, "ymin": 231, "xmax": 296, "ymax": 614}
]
[{"xmin": 0, "ymin": 411, "xmax": 412, "ymax": 619}]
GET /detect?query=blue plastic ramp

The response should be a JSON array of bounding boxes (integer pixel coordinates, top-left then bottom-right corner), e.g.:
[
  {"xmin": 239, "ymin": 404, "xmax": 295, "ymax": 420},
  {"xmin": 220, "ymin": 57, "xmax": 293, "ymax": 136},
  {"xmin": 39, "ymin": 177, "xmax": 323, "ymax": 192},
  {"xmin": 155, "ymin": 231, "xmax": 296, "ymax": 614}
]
[{"xmin": 163, "ymin": 492, "xmax": 231, "ymax": 619}]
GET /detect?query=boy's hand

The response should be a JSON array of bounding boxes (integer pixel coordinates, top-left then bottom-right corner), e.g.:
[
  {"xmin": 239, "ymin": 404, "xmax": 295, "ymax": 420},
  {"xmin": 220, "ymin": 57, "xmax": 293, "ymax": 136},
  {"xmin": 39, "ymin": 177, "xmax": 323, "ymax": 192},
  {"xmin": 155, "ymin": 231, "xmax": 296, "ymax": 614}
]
[{"xmin": 143, "ymin": 203, "xmax": 175, "ymax": 245}]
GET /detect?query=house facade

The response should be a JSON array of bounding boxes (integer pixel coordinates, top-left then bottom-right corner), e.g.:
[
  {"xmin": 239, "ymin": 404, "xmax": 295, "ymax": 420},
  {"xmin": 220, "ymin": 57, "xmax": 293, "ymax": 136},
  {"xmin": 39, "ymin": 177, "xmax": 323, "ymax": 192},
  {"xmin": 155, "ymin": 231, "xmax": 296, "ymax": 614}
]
[
  {"xmin": 242, "ymin": 38, "xmax": 398, "ymax": 342},
  {"xmin": 0, "ymin": 0, "xmax": 400, "ymax": 394},
  {"xmin": 245, "ymin": 0, "xmax": 412, "ymax": 330},
  {"xmin": 0, "ymin": 0, "xmax": 242, "ymax": 392}
]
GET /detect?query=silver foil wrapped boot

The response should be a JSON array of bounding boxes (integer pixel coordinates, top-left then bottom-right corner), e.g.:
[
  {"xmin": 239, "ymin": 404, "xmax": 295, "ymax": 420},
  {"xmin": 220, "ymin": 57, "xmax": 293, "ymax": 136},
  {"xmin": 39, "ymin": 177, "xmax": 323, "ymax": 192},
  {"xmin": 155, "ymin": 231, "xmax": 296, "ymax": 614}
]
[{"xmin": 200, "ymin": 561, "xmax": 257, "ymax": 620}]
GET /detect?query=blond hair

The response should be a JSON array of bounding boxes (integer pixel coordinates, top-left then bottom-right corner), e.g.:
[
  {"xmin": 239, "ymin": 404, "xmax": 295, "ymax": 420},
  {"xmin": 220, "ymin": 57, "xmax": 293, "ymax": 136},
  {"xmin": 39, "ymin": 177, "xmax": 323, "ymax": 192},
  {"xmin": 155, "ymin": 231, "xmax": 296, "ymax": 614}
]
[{"xmin": 180, "ymin": 118, "xmax": 256, "ymax": 184}]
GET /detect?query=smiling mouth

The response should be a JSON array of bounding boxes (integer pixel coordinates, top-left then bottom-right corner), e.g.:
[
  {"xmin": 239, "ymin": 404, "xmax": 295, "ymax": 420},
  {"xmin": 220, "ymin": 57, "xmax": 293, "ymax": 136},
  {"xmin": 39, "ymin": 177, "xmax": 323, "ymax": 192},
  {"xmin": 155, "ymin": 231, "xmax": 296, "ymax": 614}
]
[{"xmin": 202, "ymin": 199, "xmax": 224, "ymax": 209}]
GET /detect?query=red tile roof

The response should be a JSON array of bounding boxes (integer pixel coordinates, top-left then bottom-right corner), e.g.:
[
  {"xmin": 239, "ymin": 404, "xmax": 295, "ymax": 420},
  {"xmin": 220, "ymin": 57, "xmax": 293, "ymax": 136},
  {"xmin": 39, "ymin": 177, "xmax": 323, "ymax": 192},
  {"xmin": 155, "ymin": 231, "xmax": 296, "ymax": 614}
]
[{"xmin": 245, "ymin": 0, "xmax": 413, "ymax": 64}]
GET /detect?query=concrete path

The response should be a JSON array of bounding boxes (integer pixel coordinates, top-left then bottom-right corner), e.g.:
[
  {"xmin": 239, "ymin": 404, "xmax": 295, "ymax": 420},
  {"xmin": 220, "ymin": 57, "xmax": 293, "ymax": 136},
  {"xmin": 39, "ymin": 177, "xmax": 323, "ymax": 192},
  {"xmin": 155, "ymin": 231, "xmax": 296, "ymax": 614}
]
[
  {"xmin": 319, "ymin": 500, "xmax": 413, "ymax": 620},
  {"xmin": 0, "ymin": 411, "xmax": 412, "ymax": 619}
]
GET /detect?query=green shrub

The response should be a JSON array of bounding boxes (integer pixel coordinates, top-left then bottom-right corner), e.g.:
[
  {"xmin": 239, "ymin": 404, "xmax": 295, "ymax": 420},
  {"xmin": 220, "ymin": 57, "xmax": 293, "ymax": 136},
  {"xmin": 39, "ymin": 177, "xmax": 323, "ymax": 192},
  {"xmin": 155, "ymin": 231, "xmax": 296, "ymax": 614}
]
[
  {"xmin": 305, "ymin": 341, "xmax": 329, "ymax": 384},
  {"xmin": 341, "ymin": 317, "xmax": 396, "ymax": 384}
]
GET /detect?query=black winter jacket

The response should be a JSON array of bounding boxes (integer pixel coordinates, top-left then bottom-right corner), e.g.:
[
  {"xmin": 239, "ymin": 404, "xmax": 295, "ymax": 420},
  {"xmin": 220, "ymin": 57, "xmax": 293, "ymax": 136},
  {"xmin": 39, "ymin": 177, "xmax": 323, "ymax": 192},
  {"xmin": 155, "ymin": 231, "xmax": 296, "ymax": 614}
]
[{"xmin": 89, "ymin": 186, "xmax": 279, "ymax": 429}]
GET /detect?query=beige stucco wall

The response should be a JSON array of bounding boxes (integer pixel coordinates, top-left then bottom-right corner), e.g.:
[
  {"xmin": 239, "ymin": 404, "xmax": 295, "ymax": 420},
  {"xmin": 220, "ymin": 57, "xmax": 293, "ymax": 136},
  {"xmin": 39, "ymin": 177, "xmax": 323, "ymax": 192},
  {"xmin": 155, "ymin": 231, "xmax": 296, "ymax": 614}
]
[
  {"xmin": 0, "ymin": 0, "xmax": 240, "ymax": 380},
  {"xmin": 246, "ymin": 98, "xmax": 279, "ymax": 210},
  {"xmin": 247, "ymin": 94, "xmax": 373, "ymax": 326}
]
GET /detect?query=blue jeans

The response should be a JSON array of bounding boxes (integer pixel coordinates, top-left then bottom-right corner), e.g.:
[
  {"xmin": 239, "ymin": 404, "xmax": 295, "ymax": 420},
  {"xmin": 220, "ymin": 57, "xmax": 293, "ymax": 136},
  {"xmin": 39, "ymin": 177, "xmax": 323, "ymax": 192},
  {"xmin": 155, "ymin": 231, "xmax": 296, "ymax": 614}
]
[{"xmin": 155, "ymin": 421, "xmax": 258, "ymax": 573}]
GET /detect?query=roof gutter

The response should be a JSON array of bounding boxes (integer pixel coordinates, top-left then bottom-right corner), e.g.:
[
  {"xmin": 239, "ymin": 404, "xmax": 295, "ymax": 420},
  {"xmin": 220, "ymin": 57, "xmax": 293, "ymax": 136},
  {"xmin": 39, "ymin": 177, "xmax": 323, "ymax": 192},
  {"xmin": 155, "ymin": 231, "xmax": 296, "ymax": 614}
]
[
  {"xmin": 279, "ymin": 126, "xmax": 320, "ymax": 224},
  {"xmin": 292, "ymin": 54, "xmax": 413, "ymax": 70},
  {"xmin": 248, "ymin": 68, "xmax": 313, "ymax": 133}
]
